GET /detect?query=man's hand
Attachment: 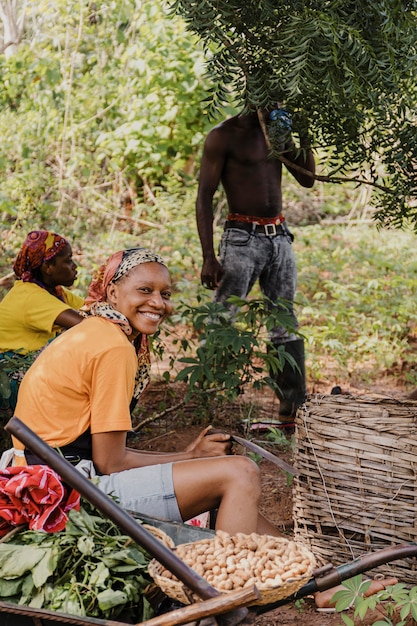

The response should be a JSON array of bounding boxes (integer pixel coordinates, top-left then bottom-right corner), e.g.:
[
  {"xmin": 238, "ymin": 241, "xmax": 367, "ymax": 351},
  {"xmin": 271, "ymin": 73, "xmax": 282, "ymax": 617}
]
[
  {"xmin": 184, "ymin": 425, "xmax": 233, "ymax": 457},
  {"xmin": 201, "ymin": 257, "xmax": 223, "ymax": 290}
]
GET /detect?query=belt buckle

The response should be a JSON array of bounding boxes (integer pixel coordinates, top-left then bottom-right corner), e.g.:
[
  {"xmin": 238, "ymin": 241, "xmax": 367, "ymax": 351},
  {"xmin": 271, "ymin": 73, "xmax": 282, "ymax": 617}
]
[{"xmin": 264, "ymin": 223, "xmax": 277, "ymax": 236}]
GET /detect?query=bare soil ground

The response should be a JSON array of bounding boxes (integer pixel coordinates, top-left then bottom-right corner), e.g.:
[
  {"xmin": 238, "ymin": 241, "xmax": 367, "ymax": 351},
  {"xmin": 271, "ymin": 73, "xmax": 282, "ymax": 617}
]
[
  {"xmin": 130, "ymin": 374, "xmax": 415, "ymax": 626},
  {"xmin": 0, "ymin": 334, "xmax": 413, "ymax": 625}
]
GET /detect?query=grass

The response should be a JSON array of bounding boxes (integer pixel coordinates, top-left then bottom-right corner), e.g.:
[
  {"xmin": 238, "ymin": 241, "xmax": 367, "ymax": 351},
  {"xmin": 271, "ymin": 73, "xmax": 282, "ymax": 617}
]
[
  {"xmin": 295, "ymin": 223, "xmax": 417, "ymax": 389},
  {"xmin": 167, "ymin": 220, "xmax": 417, "ymax": 393},
  {"xmin": 2, "ymin": 206, "xmax": 417, "ymax": 393}
]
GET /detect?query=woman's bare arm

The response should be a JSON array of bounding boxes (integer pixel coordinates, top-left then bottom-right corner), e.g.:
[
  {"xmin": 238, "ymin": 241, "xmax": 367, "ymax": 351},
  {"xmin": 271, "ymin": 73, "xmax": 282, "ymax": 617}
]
[
  {"xmin": 54, "ymin": 308, "xmax": 85, "ymax": 329},
  {"xmin": 92, "ymin": 428, "xmax": 232, "ymax": 475}
]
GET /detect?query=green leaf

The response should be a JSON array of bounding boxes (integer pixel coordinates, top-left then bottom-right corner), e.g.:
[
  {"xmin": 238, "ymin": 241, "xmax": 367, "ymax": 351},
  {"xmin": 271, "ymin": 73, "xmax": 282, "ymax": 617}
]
[
  {"xmin": 66, "ymin": 507, "xmax": 97, "ymax": 535},
  {"xmin": 333, "ymin": 587, "xmax": 355, "ymax": 612},
  {"xmin": 97, "ymin": 588, "xmax": 128, "ymax": 610},
  {"xmin": 31, "ymin": 547, "xmax": 58, "ymax": 588},
  {"xmin": 0, "ymin": 577, "xmax": 24, "ymax": 597},
  {"xmin": 62, "ymin": 597, "xmax": 85, "ymax": 616},
  {"xmin": 89, "ymin": 562, "xmax": 109, "ymax": 587},
  {"xmin": 26, "ymin": 586, "xmax": 45, "ymax": 609},
  {"xmin": 333, "ymin": 575, "xmax": 371, "ymax": 612},
  {"xmin": 77, "ymin": 535, "xmax": 95, "ymax": 555},
  {"xmin": 0, "ymin": 545, "xmax": 48, "ymax": 578},
  {"xmin": 341, "ymin": 613, "xmax": 354, "ymax": 626}
]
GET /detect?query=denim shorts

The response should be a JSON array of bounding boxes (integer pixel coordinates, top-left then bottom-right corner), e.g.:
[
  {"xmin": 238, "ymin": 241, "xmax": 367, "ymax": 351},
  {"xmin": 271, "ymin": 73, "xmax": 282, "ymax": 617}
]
[{"xmin": 95, "ymin": 462, "xmax": 182, "ymax": 521}]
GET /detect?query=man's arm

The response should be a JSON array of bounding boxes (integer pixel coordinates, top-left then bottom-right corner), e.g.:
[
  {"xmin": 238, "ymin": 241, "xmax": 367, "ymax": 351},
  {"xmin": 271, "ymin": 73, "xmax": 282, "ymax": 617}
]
[
  {"xmin": 282, "ymin": 137, "xmax": 316, "ymax": 188},
  {"xmin": 196, "ymin": 128, "xmax": 227, "ymax": 289}
]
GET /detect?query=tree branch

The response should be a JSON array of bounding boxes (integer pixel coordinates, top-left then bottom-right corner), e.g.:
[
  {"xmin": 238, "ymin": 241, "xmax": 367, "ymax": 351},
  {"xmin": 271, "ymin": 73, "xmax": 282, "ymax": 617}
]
[
  {"xmin": 278, "ymin": 154, "xmax": 393, "ymax": 193},
  {"xmin": 257, "ymin": 107, "xmax": 393, "ymax": 194}
]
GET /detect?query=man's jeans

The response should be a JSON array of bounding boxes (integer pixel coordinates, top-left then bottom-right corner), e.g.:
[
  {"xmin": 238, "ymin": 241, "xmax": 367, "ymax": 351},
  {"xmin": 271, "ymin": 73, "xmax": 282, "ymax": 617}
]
[{"xmin": 215, "ymin": 227, "xmax": 299, "ymax": 343}]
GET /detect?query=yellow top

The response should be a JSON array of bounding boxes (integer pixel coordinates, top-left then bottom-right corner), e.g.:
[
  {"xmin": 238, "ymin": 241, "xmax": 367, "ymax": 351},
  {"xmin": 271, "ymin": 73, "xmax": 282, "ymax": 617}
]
[{"xmin": 0, "ymin": 281, "xmax": 84, "ymax": 353}]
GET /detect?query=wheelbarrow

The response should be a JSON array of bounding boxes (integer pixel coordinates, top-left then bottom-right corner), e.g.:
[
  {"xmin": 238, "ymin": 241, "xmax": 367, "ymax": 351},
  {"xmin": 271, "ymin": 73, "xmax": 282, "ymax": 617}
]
[{"xmin": 3, "ymin": 416, "xmax": 417, "ymax": 626}]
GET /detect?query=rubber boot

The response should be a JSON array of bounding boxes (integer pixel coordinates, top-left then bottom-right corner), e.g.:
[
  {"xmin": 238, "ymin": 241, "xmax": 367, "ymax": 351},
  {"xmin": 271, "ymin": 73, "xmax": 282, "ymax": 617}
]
[{"xmin": 269, "ymin": 338, "xmax": 306, "ymax": 422}]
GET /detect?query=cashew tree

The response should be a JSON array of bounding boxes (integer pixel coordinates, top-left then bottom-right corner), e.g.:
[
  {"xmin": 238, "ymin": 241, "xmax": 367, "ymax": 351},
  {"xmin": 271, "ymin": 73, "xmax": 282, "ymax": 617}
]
[{"xmin": 169, "ymin": 0, "xmax": 417, "ymax": 227}]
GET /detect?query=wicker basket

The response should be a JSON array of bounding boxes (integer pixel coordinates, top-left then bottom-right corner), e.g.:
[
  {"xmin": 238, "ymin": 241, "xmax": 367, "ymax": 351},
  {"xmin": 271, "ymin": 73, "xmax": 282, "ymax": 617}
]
[
  {"xmin": 148, "ymin": 532, "xmax": 316, "ymax": 606},
  {"xmin": 143, "ymin": 524, "xmax": 175, "ymax": 550},
  {"xmin": 293, "ymin": 393, "xmax": 417, "ymax": 583}
]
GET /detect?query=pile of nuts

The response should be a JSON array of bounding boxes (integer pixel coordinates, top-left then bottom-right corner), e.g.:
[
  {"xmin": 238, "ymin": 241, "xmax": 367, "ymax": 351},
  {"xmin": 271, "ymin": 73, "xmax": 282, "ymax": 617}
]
[{"xmin": 158, "ymin": 530, "xmax": 315, "ymax": 593}]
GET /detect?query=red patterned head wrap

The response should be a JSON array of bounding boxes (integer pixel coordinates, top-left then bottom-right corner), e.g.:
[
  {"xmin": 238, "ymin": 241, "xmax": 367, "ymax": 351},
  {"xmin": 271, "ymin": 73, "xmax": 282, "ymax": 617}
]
[{"xmin": 13, "ymin": 230, "xmax": 68, "ymax": 282}]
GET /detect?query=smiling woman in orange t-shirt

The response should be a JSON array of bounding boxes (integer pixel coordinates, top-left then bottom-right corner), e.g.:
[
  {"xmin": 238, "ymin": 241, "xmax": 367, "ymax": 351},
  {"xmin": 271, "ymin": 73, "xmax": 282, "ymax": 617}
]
[{"xmin": 13, "ymin": 247, "xmax": 280, "ymax": 537}]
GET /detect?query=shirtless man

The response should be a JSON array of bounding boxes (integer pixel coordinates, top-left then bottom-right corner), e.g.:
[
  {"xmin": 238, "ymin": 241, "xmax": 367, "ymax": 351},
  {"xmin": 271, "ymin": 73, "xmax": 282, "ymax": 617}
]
[{"xmin": 196, "ymin": 106, "xmax": 316, "ymax": 424}]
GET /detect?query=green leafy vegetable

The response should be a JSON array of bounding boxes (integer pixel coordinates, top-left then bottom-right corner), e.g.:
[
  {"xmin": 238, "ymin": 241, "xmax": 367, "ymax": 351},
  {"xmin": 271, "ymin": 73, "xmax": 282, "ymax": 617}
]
[{"xmin": 0, "ymin": 501, "xmax": 155, "ymax": 622}]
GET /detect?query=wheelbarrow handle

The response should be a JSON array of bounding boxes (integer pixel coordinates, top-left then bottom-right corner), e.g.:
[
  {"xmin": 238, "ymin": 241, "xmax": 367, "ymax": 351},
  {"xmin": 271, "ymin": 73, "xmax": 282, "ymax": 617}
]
[{"xmin": 6, "ymin": 417, "xmax": 219, "ymax": 602}]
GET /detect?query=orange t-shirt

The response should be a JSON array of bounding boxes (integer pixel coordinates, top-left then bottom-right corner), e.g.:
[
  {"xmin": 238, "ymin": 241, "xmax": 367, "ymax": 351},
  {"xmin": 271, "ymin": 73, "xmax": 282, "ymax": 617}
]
[{"xmin": 13, "ymin": 317, "xmax": 137, "ymax": 460}]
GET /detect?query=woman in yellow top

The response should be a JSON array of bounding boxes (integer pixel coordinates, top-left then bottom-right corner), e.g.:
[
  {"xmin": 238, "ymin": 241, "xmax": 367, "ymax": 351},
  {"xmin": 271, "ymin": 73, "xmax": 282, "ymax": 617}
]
[
  {"xmin": 13, "ymin": 247, "xmax": 279, "ymax": 536},
  {"xmin": 0, "ymin": 230, "xmax": 85, "ymax": 408}
]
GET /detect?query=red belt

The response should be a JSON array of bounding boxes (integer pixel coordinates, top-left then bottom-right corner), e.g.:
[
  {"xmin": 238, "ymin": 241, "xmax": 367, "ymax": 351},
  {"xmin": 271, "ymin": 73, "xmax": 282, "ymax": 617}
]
[{"xmin": 227, "ymin": 212, "xmax": 285, "ymax": 225}]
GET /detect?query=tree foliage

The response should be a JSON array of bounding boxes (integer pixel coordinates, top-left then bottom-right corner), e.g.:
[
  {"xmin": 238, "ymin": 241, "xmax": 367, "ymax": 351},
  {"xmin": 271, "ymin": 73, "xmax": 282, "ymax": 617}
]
[
  {"xmin": 168, "ymin": 0, "xmax": 417, "ymax": 227},
  {"xmin": 0, "ymin": 0, "xmax": 216, "ymax": 232}
]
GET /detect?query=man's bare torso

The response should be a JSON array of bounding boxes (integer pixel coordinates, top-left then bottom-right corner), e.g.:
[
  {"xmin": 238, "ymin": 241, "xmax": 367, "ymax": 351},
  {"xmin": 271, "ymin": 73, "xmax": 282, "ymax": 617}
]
[{"xmin": 216, "ymin": 115, "xmax": 283, "ymax": 218}]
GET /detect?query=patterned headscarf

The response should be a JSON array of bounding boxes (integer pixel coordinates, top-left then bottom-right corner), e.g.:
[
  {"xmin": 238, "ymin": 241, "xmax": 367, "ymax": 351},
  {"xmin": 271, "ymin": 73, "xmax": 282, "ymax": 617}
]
[
  {"xmin": 13, "ymin": 230, "xmax": 69, "ymax": 300},
  {"xmin": 13, "ymin": 231, "xmax": 68, "ymax": 281},
  {"xmin": 84, "ymin": 247, "xmax": 168, "ymax": 400}
]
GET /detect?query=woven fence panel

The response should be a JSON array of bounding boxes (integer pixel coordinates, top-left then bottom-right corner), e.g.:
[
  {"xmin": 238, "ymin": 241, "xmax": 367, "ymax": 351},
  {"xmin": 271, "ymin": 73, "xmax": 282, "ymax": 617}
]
[{"xmin": 293, "ymin": 394, "xmax": 417, "ymax": 583}]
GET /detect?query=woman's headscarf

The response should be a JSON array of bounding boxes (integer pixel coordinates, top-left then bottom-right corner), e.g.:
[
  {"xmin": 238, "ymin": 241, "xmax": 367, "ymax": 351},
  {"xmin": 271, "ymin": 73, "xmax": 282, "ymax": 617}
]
[
  {"xmin": 83, "ymin": 247, "xmax": 168, "ymax": 400},
  {"xmin": 85, "ymin": 247, "xmax": 166, "ymax": 306},
  {"xmin": 13, "ymin": 230, "xmax": 69, "ymax": 300},
  {"xmin": 13, "ymin": 231, "xmax": 68, "ymax": 281}
]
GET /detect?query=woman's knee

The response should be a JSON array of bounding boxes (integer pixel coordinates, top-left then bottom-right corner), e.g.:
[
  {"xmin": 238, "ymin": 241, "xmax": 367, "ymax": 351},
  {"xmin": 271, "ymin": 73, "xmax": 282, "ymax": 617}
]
[{"xmin": 227, "ymin": 456, "xmax": 261, "ymax": 489}]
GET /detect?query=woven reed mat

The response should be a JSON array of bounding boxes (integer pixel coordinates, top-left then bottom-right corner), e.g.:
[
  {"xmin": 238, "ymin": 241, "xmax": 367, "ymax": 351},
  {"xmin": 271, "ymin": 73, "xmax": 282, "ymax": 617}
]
[{"xmin": 293, "ymin": 393, "xmax": 417, "ymax": 583}]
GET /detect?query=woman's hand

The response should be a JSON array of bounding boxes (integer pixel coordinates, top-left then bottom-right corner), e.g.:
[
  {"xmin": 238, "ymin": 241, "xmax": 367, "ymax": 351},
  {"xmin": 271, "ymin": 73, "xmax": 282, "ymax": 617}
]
[{"xmin": 184, "ymin": 426, "xmax": 233, "ymax": 458}]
